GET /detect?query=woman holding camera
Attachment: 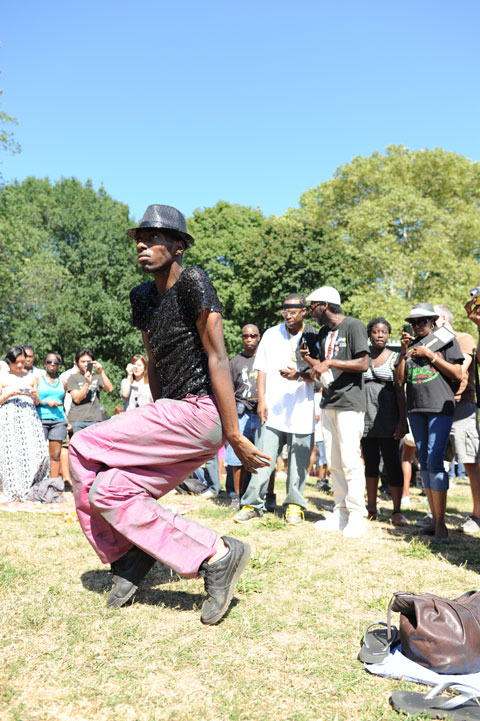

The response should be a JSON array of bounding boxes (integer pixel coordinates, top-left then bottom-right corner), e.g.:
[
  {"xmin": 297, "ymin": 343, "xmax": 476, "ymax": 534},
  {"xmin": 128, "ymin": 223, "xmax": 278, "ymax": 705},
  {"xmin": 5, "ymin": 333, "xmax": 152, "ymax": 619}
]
[
  {"xmin": 120, "ymin": 354, "xmax": 153, "ymax": 411},
  {"xmin": 0, "ymin": 346, "xmax": 49, "ymax": 501},
  {"xmin": 397, "ymin": 303, "xmax": 463, "ymax": 542},
  {"xmin": 67, "ymin": 348, "xmax": 113, "ymax": 434}
]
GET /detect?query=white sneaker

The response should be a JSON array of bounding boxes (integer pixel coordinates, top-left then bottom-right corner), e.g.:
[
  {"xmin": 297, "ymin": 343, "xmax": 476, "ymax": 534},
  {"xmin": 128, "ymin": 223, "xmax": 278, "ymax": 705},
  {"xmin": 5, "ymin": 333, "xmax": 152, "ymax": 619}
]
[
  {"xmin": 201, "ymin": 488, "xmax": 217, "ymax": 499},
  {"xmin": 342, "ymin": 513, "xmax": 367, "ymax": 538},
  {"xmin": 400, "ymin": 496, "xmax": 411, "ymax": 508},
  {"xmin": 314, "ymin": 509, "xmax": 348, "ymax": 532}
]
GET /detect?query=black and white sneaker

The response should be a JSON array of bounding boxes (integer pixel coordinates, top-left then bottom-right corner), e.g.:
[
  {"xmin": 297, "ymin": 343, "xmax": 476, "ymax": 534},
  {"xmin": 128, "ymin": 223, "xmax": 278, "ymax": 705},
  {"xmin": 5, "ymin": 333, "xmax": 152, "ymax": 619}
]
[{"xmin": 198, "ymin": 536, "xmax": 251, "ymax": 625}]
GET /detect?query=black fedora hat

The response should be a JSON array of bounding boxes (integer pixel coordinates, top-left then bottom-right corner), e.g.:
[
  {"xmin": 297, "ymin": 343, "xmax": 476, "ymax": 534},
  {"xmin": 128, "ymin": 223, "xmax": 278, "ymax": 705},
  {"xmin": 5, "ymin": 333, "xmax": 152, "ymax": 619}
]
[{"xmin": 126, "ymin": 204, "xmax": 194, "ymax": 248}]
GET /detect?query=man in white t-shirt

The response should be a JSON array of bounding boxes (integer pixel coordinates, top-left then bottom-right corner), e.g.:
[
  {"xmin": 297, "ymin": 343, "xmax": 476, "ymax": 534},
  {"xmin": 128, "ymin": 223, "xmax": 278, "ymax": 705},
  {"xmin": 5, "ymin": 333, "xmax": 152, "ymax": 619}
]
[{"xmin": 234, "ymin": 294, "xmax": 316, "ymax": 526}]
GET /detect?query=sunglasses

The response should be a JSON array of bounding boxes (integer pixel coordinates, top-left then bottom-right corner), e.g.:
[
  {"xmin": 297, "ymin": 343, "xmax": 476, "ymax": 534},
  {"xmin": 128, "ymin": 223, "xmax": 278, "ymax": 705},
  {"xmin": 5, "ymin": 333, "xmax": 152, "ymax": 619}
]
[
  {"xmin": 242, "ymin": 333, "xmax": 259, "ymax": 339},
  {"xmin": 46, "ymin": 360, "xmax": 61, "ymax": 365},
  {"xmin": 410, "ymin": 318, "xmax": 430, "ymax": 326}
]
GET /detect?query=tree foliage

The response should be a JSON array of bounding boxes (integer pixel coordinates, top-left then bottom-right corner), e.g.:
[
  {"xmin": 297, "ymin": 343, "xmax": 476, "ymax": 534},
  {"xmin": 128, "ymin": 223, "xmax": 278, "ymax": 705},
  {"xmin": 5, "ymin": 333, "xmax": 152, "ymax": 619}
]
[
  {"xmin": 298, "ymin": 145, "xmax": 480, "ymax": 335},
  {"xmin": 0, "ymin": 177, "xmax": 143, "ymax": 411},
  {"xmin": 1, "ymin": 147, "xmax": 479, "ymax": 412}
]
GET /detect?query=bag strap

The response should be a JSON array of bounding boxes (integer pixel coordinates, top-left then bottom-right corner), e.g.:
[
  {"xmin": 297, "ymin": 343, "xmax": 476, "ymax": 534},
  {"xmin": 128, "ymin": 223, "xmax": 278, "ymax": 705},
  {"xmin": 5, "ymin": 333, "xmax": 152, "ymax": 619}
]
[{"xmin": 386, "ymin": 592, "xmax": 413, "ymax": 639}]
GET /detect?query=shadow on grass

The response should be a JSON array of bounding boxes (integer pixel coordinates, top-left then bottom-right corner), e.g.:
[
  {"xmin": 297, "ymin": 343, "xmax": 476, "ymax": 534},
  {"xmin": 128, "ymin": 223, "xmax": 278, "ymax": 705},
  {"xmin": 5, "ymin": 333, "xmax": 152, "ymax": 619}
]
[
  {"xmin": 384, "ymin": 518, "xmax": 480, "ymax": 573},
  {"xmin": 80, "ymin": 564, "xmax": 241, "ymax": 615},
  {"xmin": 307, "ymin": 494, "xmax": 335, "ymax": 518}
]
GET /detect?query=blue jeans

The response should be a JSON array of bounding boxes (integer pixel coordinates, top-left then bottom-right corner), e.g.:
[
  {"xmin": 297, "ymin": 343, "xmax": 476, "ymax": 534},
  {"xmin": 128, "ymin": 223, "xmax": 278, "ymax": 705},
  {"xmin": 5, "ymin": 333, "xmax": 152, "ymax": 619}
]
[
  {"xmin": 71, "ymin": 420, "xmax": 99, "ymax": 435},
  {"xmin": 241, "ymin": 424, "xmax": 313, "ymax": 512},
  {"xmin": 194, "ymin": 455, "xmax": 221, "ymax": 494},
  {"xmin": 408, "ymin": 412, "xmax": 453, "ymax": 492},
  {"xmin": 224, "ymin": 412, "xmax": 260, "ymax": 466},
  {"xmin": 316, "ymin": 440, "xmax": 326, "ymax": 466}
]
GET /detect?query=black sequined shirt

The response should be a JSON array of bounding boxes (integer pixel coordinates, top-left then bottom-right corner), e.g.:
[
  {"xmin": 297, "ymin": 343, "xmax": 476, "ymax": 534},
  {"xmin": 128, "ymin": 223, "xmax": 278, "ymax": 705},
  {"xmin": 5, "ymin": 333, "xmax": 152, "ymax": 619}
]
[{"xmin": 130, "ymin": 267, "xmax": 223, "ymax": 400}]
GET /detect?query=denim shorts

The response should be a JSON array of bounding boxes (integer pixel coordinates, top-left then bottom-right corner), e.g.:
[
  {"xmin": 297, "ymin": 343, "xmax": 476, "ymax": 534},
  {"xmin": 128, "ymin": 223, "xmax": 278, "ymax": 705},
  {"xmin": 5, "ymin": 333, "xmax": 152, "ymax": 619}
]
[
  {"xmin": 224, "ymin": 411, "xmax": 260, "ymax": 466},
  {"xmin": 42, "ymin": 419, "xmax": 68, "ymax": 441},
  {"xmin": 316, "ymin": 440, "xmax": 326, "ymax": 465}
]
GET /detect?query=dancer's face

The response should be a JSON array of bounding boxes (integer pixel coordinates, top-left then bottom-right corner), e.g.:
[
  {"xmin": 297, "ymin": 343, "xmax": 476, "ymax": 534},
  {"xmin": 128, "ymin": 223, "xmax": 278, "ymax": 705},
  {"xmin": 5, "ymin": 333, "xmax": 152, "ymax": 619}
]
[{"xmin": 135, "ymin": 229, "xmax": 184, "ymax": 273}]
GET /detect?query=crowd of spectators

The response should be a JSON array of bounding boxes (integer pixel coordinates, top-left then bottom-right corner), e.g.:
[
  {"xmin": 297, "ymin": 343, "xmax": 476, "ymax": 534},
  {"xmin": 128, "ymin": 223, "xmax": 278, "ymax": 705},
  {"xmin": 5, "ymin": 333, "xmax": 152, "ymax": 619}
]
[{"xmin": 1, "ymin": 290, "xmax": 480, "ymax": 548}]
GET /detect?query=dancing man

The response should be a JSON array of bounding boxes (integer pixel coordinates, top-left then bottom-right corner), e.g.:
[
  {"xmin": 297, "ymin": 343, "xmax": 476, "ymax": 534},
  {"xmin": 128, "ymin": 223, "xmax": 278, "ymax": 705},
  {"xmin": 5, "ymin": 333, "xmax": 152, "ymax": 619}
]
[{"xmin": 69, "ymin": 204, "xmax": 270, "ymax": 624}]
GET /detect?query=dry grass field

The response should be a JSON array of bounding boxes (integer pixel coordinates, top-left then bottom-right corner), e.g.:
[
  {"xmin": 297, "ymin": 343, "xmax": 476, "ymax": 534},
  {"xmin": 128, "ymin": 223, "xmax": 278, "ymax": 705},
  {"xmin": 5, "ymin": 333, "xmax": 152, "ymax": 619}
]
[{"xmin": 1, "ymin": 476, "xmax": 480, "ymax": 721}]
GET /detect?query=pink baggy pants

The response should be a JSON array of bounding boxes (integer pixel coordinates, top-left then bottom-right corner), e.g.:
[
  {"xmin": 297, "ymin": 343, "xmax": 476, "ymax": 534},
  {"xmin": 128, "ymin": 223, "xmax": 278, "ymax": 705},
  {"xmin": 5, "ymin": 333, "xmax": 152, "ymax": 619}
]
[{"xmin": 69, "ymin": 395, "xmax": 223, "ymax": 578}]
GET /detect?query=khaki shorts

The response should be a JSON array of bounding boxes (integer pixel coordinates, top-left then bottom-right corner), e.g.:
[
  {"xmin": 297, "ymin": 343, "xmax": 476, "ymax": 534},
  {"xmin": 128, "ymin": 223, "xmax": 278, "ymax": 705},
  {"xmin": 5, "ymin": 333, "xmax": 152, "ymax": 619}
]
[{"xmin": 451, "ymin": 401, "xmax": 480, "ymax": 464}]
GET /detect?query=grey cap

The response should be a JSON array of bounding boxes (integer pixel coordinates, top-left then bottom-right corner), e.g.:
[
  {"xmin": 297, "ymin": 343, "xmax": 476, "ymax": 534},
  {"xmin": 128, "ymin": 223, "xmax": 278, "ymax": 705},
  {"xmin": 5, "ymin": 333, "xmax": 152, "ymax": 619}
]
[
  {"xmin": 405, "ymin": 302, "xmax": 439, "ymax": 322},
  {"xmin": 126, "ymin": 204, "xmax": 194, "ymax": 248}
]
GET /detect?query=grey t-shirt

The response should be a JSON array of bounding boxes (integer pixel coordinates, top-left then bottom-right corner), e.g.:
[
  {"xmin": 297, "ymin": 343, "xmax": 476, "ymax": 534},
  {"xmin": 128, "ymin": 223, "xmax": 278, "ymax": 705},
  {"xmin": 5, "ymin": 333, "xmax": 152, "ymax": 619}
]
[{"xmin": 67, "ymin": 372, "xmax": 104, "ymax": 422}]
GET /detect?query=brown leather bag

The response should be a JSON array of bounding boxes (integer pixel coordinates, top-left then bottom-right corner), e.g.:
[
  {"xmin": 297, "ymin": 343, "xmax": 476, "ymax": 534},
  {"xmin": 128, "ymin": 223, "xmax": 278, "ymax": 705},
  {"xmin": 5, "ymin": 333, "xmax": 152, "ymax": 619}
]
[{"xmin": 390, "ymin": 590, "xmax": 480, "ymax": 674}]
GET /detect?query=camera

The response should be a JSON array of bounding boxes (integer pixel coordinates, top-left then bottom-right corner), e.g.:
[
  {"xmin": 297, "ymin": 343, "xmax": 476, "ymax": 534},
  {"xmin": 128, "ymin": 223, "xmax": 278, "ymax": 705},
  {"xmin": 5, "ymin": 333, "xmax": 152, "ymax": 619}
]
[
  {"xmin": 470, "ymin": 287, "xmax": 480, "ymax": 303},
  {"xmin": 403, "ymin": 323, "xmax": 414, "ymax": 336}
]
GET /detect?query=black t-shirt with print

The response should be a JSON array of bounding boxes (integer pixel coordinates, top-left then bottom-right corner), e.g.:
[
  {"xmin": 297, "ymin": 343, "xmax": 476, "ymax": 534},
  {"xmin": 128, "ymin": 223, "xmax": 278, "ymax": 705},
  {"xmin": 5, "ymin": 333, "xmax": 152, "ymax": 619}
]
[
  {"xmin": 405, "ymin": 335, "xmax": 464, "ymax": 416},
  {"xmin": 318, "ymin": 316, "xmax": 369, "ymax": 411},
  {"xmin": 229, "ymin": 352, "xmax": 258, "ymax": 413}
]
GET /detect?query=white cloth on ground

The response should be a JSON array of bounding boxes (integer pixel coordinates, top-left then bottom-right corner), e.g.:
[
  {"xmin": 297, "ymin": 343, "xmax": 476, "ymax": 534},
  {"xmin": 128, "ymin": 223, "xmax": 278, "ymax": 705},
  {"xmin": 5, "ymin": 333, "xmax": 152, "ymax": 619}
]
[{"xmin": 365, "ymin": 646, "xmax": 480, "ymax": 696}]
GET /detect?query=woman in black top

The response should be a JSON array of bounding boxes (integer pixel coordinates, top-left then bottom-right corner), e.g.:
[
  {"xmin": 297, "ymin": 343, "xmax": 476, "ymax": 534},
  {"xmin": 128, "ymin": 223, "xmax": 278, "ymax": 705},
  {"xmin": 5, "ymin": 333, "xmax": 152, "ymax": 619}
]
[{"xmin": 397, "ymin": 303, "xmax": 463, "ymax": 543}]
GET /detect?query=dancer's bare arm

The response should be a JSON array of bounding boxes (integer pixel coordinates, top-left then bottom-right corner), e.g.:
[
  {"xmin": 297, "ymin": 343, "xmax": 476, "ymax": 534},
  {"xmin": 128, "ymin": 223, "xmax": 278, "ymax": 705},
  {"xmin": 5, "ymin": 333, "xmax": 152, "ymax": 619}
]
[{"xmin": 196, "ymin": 310, "xmax": 271, "ymax": 473}]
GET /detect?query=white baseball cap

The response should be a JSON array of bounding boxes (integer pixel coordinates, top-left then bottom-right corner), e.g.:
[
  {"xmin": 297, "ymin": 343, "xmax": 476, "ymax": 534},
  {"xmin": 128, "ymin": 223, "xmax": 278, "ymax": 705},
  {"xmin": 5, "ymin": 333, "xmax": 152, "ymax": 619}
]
[{"xmin": 306, "ymin": 286, "xmax": 341, "ymax": 305}]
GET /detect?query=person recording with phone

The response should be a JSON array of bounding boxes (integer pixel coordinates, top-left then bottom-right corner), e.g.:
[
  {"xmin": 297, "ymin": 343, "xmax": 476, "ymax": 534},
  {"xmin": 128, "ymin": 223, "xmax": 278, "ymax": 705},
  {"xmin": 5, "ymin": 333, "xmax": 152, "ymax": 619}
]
[
  {"xmin": 67, "ymin": 348, "xmax": 113, "ymax": 434},
  {"xmin": 120, "ymin": 354, "xmax": 153, "ymax": 411},
  {"xmin": 396, "ymin": 303, "xmax": 463, "ymax": 543}
]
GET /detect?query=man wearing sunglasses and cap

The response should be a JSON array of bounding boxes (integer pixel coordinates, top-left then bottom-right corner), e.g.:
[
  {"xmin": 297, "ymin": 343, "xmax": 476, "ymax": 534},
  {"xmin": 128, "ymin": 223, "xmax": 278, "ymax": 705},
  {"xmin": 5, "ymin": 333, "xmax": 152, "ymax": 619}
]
[
  {"xmin": 302, "ymin": 286, "xmax": 370, "ymax": 538},
  {"xmin": 224, "ymin": 324, "xmax": 261, "ymax": 511},
  {"xmin": 68, "ymin": 204, "xmax": 270, "ymax": 625},
  {"xmin": 233, "ymin": 294, "xmax": 317, "ymax": 527}
]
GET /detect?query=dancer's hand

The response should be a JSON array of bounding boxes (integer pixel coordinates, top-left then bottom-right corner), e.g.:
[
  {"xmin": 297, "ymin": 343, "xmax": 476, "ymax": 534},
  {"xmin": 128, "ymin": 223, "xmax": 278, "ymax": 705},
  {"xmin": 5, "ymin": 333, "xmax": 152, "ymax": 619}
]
[{"xmin": 230, "ymin": 435, "xmax": 271, "ymax": 474}]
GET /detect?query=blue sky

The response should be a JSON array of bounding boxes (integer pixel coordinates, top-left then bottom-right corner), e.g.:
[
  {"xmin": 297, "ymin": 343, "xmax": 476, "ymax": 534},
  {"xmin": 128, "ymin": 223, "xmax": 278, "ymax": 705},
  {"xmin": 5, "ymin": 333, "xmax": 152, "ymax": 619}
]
[{"xmin": 1, "ymin": 0, "xmax": 479, "ymax": 222}]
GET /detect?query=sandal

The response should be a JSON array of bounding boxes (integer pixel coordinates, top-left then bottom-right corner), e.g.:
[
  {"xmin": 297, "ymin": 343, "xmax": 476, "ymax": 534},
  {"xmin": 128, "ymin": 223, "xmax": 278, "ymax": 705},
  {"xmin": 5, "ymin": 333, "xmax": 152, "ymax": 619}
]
[
  {"xmin": 392, "ymin": 512, "xmax": 407, "ymax": 527},
  {"xmin": 367, "ymin": 508, "xmax": 378, "ymax": 521},
  {"xmin": 358, "ymin": 621, "xmax": 400, "ymax": 663},
  {"xmin": 390, "ymin": 681, "xmax": 480, "ymax": 719}
]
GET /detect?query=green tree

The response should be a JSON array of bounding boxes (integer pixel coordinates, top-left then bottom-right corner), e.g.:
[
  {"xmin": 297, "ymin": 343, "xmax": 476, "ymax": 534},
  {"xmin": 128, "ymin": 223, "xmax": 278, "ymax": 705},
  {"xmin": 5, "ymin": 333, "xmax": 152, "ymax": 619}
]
[
  {"xmin": 186, "ymin": 201, "xmax": 360, "ymax": 353},
  {"xmin": 0, "ymin": 177, "xmax": 143, "ymax": 412},
  {"xmin": 299, "ymin": 146, "xmax": 480, "ymax": 334},
  {"xmin": 0, "ymin": 88, "xmax": 20, "ymax": 157}
]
